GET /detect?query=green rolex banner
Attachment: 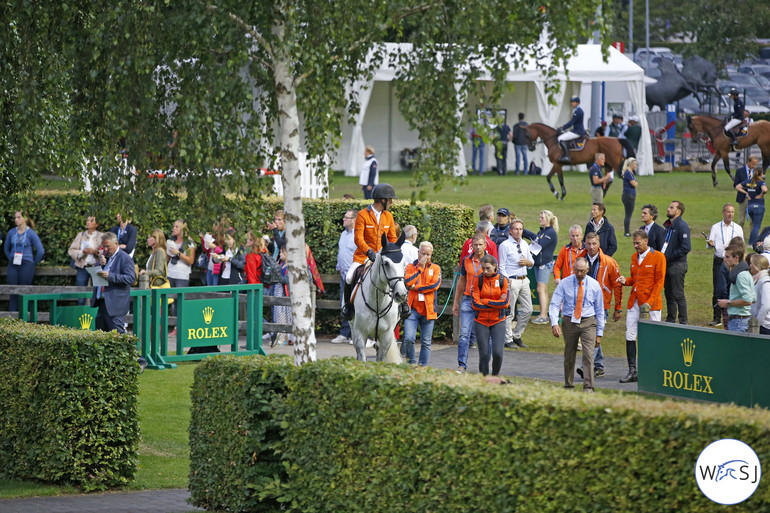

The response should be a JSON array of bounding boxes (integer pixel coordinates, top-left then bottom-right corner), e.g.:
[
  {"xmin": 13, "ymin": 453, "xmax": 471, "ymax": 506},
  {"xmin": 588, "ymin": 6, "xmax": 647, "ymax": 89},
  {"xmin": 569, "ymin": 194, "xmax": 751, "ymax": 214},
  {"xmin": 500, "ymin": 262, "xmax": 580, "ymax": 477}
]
[
  {"xmin": 638, "ymin": 321, "xmax": 770, "ymax": 408},
  {"xmin": 54, "ymin": 306, "xmax": 98, "ymax": 331}
]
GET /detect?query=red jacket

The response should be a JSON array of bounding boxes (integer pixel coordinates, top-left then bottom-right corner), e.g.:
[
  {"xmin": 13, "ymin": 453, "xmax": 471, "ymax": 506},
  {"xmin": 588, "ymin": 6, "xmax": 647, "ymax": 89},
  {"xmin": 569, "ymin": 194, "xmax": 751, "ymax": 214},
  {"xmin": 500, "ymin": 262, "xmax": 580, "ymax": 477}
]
[
  {"xmin": 624, "ymin": 249, "xmax": 667, "ymax": 310},
  {"xmin": 405, "ymin": 261, "xmax": 442, "ymax": 319},
  {"xmin": 471, "ymin": 272, "xmax": 510, "ymax": 327},
  {"xmin": 459, "ymin": 236, "xmax": 498, "ymax": 264},
  {"xmin": 245, "ymin": 251, "xmax": 263, "ymax": 284}
]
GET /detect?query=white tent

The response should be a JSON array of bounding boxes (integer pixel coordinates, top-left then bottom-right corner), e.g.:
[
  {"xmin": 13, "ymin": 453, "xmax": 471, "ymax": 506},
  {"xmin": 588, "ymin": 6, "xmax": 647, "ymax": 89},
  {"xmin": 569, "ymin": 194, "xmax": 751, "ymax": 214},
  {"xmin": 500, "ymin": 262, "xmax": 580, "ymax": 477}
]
[{"xmin": 342, "ymin": 43, "xmax": 653, "ymax": 177}]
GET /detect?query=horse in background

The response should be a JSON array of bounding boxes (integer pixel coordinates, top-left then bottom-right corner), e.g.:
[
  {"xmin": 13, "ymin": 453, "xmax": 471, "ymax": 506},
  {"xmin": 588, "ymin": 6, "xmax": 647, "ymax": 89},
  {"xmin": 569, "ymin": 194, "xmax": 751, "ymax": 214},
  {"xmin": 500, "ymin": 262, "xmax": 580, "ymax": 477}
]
[
  {"xmin": 525, "ymin": 123, "xmax": 627, "ymax": 200},
  {"xmin": 687, "ymin": 115, "xmax": 770, "ymax": 186},
  {"xmin": 351, "ymin": 232, "xmax": 408, "ymax": 363}
]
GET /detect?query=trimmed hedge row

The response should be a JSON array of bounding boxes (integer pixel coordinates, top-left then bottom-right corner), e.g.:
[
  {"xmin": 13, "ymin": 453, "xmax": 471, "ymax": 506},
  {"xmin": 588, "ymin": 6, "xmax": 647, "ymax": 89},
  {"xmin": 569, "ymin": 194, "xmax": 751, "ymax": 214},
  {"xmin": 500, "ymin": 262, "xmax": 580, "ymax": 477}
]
[
  {"xmin": 0, "ymin": 194, "xmax": 473, "ymax": 278},
  {"xmin": 0, "ymin": 318, "xmax": 140, "ymax": 491},
  {"xmin": 190, "ymin": 356, "xmax": 770, "ymax": 512}
]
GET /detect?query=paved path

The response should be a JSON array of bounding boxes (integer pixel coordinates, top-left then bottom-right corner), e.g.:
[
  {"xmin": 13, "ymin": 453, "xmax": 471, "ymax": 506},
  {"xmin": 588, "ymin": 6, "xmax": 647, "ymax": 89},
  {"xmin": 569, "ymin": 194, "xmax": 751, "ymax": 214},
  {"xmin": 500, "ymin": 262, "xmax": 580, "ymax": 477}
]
[{"xmin": 0, "ymin": 339, "xmax": 636, "ymax": 512}]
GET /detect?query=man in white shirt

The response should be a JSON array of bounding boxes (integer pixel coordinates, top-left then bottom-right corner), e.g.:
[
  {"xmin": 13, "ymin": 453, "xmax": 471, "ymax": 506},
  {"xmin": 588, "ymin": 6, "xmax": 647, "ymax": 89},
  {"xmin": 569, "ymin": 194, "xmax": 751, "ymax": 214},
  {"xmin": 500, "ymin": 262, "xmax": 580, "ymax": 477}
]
[
  {"xmin": 332, "ymin": 210, "xmax": 358, "ymax": 344},
  {"xmin": 401, "ymin": 225, "xmax": 419, "ymax": 264},
  {"xmin": 707, "ymin": 203, "xmax": 744, "ymax": 327},
  {"xmin": 497, "ymin": 218, "xmax": 534, "ymax": 348}
]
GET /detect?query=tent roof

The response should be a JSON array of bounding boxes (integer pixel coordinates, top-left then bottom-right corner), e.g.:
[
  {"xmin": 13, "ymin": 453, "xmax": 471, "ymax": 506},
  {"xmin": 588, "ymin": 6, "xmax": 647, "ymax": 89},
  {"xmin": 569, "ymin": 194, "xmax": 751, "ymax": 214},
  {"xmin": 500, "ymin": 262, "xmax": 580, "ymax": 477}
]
[{"xmin": 373, "ymin": 43, "xmax": 644, "ymax": 84}]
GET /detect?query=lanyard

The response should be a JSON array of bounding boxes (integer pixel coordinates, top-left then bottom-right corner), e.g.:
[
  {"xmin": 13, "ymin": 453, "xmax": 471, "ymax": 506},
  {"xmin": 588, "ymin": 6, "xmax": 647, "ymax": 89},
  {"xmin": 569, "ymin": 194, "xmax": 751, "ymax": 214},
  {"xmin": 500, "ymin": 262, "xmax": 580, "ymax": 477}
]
[
  {"xmin": 471, "ymin": 257, "xmax": 481, "ymax": 276},
  {"xmin": 14, "ymin": 230, "xmax": 27, "ymax": 254},
  {"xmin": 665, "ymin": 226, "xmax": 673, "ymax": 243}
]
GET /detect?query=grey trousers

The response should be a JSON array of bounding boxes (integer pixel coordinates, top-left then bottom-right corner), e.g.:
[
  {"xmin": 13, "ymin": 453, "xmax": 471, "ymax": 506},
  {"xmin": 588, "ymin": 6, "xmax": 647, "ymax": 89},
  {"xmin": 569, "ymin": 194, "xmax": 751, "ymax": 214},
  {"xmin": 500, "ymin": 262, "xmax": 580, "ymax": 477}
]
[{"xmin": 562, "ymin": 316, "xmax": 597, "ymax": 390}]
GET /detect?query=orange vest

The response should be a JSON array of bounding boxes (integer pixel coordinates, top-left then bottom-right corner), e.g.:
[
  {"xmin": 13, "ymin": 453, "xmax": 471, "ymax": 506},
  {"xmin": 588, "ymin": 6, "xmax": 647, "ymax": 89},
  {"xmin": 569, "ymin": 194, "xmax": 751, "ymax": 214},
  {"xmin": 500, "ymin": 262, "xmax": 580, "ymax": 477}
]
[
  {"xmin": 553, "ymin": 243, "xmax": 586, "ymax": 281},
  {"xmin": 353, "ymin": 206, "xmax": 397, "ymax": 264},
  {"xmin": 624, "ymin": 249, "xmax": 667, "ymax": 310},
  {"xmin": 471, "ymin": 272, "xmax": 510, "ymax": 327},
  {"xmin": 405, "ymin": 261, "xmax": 442, "ymax": 319}
]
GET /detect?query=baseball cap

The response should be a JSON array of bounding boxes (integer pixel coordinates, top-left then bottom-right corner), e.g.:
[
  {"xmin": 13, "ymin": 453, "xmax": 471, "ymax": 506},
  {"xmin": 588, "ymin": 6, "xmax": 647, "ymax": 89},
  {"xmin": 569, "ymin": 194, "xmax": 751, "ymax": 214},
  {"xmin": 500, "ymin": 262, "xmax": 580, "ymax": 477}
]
[{"xmin": 497, "ymin": 208, "xmax": 510, "ymax": 217}]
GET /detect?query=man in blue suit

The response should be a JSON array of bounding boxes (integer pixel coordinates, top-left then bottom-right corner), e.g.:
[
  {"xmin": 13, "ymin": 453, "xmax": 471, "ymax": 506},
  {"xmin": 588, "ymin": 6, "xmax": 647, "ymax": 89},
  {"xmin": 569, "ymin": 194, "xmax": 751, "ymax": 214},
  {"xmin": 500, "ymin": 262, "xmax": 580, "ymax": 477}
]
[{"xmin": 92, "ymin": 231, "xmax": 136, "ymax": 334}]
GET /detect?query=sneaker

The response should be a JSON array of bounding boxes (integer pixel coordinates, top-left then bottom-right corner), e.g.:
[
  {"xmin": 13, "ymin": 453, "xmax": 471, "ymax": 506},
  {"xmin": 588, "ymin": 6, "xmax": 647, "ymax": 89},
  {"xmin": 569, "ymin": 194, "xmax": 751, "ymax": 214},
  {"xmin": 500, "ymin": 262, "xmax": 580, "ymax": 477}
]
[
  {"xmin": 469, "ymin": 342, "xmax": 477, "ymax": 349},
  {"xmin": 531, "ymin": 317, "xmax": 549, "ymax": 325},
  {"xmin": 623, "ymin": 233, "xmax": 631, "ymax": 237},
  {"xmin": 331, "ymin": 334, "xmax": 348, "ymax": 344},
  {"xmin": 455, "ymin": 367, "xmax": 466, "ymax": 374},
  {"xmin": 708, "ymin": 320, "xmax": 722, "ymax": 327},
  {"xmin": 576, "ymin": 368, "xmax": 584, "ymax": 380},
  {"xmin": 365, "ymin": 339, "xmax": 375, "ymax": 348},
  {"xmin": 504, "ymin": 342, "xmax": 517, "ymax": 349},
  {"xmin": 594, "ymin": 368, "xmax": 605, "ymax": 378},
  {"xmin": 348, "ymin": 338, "xmax": 354, "ymax": 345}
]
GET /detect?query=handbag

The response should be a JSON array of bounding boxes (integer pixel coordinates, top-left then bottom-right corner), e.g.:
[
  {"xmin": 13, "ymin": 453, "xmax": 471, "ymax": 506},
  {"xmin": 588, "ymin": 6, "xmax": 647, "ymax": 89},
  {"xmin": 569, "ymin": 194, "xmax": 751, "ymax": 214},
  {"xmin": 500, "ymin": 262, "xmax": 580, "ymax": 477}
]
[{"xmin": 150, "ymin": 257, "xmax": 174, "ymax": 304}]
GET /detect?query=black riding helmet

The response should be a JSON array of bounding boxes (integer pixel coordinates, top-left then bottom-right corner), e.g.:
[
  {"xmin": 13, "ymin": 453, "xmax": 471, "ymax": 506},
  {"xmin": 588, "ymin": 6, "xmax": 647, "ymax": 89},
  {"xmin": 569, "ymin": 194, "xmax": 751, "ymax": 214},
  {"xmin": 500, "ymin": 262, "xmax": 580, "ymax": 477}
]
[
  {"xmin": 372, "ymin": 183, "xmax": 397, "ymax": 200},
  {"xmin": 730, "ymin": 87, "xmax": 740, "ymax": 97}
]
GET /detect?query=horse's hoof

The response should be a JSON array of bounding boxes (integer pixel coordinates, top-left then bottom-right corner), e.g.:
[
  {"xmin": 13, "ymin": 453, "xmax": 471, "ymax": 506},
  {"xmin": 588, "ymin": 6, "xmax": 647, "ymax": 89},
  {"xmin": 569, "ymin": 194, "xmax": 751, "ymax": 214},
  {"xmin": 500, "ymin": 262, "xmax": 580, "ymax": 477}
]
[
  {"xmin": 553, "ymin": 191, "xmax": 559, "ymax": 199},
  {"xmin": 713, "ymin": 180, "xmax": 718, "ymax": 188}
]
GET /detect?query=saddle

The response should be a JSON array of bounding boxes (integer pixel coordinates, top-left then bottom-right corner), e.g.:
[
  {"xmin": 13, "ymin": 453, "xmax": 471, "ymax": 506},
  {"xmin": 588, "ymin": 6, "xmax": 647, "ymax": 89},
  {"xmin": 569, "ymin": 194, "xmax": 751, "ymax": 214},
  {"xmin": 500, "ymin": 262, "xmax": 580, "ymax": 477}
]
[
  {"xmin": 723, "ymin": 119, "xmax": 748, "ymax": 138},
  {"xmin": 566, "ymin": 135, "xmax": 589, "ymax": 151},
  {"xmin": 349, "ymin": 261, "xmax": 373, "ymax": 302}
]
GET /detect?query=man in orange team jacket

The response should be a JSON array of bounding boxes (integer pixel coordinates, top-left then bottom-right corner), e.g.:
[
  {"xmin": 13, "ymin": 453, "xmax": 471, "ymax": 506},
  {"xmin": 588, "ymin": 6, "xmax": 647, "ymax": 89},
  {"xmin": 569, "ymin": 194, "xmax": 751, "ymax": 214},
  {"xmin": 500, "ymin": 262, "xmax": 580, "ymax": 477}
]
[
  {"xmin": 342, "ymin": 183, "xmax": 405, "ymax": 320},
  {"xmin": 616, "ymin": 229, "xmax": 666, "ymax": 383}
]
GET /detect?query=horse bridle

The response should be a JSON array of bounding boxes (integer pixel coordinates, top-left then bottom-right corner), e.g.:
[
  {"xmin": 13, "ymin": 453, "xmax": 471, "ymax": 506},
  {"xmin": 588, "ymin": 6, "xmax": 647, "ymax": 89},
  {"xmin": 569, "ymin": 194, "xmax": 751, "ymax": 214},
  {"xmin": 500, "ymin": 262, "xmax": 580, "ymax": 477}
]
[{"xmin": 360, "ymin": 252, "xmax": 405, "ymax": 342}]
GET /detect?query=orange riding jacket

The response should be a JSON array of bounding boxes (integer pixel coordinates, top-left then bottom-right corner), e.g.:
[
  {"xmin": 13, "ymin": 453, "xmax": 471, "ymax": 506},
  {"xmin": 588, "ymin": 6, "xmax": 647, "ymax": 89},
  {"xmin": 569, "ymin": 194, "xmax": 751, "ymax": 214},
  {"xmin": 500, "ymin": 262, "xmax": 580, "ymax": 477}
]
[
  {"xmin": 353, "ymin": 205, "xmax": 397, "ymax": 264},
  {"xmin": 587, "ymin": 250, "xmax": 623, "ymax": 311},
  {"xmin": 624, "ymin": 249, "xmax": 667, "ymax": 310},
  {"xmin": 553, "ymin": 243, "xmax": 586, "ymax": 281}
]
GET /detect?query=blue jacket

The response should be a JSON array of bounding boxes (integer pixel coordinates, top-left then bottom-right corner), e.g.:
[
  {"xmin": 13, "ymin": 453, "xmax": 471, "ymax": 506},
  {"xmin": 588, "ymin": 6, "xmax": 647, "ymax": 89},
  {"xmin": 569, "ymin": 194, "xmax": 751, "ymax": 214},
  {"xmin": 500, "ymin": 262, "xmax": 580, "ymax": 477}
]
[
  {"xmin": 109, "ymin": 223, "xmax": 138, "ymax": 256},
  {"xmin": 663, "ymin": 216, "xmax": 691, "ymax": 264},
  {"xmin": 562, "ymin": 107, "xmax": 586, "ymax": 136},
  {"xmin": 91, "ymin": 248, "xmax": 136, "ymax": 317},
  {"xmin": 584, "ymin": 218, "xmax": 617, "ymax": 257},
  {"xmin": 734, "ymin": 165, "xmax": 750, "ymax": 203},
  {"xmin": 640, "ymin": 222, "xmax": 666, "ymax": 252},
  {"xmin": 524, "ymin": 226, "xmax": 558, "ymax": 266},
  {"xmin": 732, "ymin": 97, "xmax": 745, "ymax": 120}
]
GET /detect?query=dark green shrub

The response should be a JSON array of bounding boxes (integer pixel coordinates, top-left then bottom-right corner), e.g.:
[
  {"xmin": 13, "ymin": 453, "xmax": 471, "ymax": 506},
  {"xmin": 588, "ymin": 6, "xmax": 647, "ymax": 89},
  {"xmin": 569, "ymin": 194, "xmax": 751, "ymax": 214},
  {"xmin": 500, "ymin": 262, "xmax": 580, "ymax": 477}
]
[
  {"xmin": 190, "ymin": 357, "xmax": 770, "ymax": 512},
  {"xmin": 0, "ymin": 318, "xmax": 140, "ymax": 491},
  {"xmin": 188, "ymin": 354, "xmax": 293, "ymax": 512}
]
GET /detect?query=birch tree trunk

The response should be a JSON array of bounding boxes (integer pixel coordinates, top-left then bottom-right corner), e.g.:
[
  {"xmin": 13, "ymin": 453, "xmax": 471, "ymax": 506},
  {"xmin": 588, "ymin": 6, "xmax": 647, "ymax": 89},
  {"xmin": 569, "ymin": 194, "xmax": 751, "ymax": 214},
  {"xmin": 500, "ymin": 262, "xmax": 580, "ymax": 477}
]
[{"xmin": 273, "ymin": 18, "xmax": 317, "ymax": 365}]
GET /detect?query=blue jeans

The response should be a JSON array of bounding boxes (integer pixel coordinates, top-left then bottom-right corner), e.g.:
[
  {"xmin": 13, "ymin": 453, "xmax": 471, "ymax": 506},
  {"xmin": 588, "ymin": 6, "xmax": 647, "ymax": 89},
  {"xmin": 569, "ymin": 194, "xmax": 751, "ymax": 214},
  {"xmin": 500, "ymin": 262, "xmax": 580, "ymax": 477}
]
[
  {"xmin": 457, "ymin": 296, "xmax": 476, "ymax": 369},
  {"xmin": 747, "ymin": 202, "xmax": 765, "ymax": 245},
  {"xmin": 76, "ymin": 267, "xmax": 91, "ymax": 305},
  {"xmin": 514, "ymin": 144, "xmax": 528, "ymax": 174},
  {"xmin": 403, "ymin": 310, "xmax": 435, "ymax": 365},
  {"xmin": 339, "ymin": 276, "xmax": 351, "ymax": 338},
  {"xmin": 206, "ymin": 270, "xmax": 220, "ymax": 286},
  {"xmin": 7, "ymin": 261, "xmax": 36, "ymax": 312},
  {"xmin": 472, "ymin": 139, "xmax": 485, "ymax": 175},
  {"xmin": 728, "ymin": 317, "xmax": 749, "ymax": 333},
  {"xmin": 593, "ymin": 309, "xmax": 608, "ymax": 370}
]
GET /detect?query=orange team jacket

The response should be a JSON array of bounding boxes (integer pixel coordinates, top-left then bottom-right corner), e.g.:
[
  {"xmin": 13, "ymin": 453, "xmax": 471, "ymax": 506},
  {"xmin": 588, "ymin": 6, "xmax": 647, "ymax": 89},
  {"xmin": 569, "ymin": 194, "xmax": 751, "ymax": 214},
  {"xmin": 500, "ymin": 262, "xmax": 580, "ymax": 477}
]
[
  {"xmin": 623, "ymin": 248, "xmax": 667, "ymax": 310},
  {"xmin": 405, "ymin": 261, "xmax": 442, "ymax": 320},
  {"xmin": 588, "ymin": 251, "xmax": 623, "ymax": 311},
  {"xmin": 553, "ymin": 243, "xmax": 586, "ymax": 281},
  {"xmin": 353, "ymin": 205, "xmax": 397, "ymax": 264},
  {"xmin": 459, "ymin": 252, "xmax": 487, "ymax": 297},
  {"xmin": 471, "ymin": 272, "xmax": 510, "ymax": 327}
]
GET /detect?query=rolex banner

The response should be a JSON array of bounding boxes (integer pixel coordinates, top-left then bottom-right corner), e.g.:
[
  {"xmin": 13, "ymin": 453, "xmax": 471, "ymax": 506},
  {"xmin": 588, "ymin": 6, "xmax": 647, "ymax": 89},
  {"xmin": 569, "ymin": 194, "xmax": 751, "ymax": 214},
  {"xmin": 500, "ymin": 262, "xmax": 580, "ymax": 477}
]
[
  {"xmin": 638, "ymin": 321, "xmax": 770, "ymax": 408},
  {"xmin": 179, "ymin": 298, "xmax": 236, "ymax": 348},
  {"xmin": 54, "ymin": 306, "xmax": 98, "ymax": 331}
]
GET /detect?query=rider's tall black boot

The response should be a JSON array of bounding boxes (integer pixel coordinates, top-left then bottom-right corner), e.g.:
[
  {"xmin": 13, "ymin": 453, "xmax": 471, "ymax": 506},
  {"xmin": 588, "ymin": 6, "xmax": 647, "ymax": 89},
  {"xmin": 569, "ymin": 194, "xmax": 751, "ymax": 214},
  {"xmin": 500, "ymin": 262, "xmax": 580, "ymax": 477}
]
[
  {"xmin": 725, "ymin": 130, "xmax": 737, "ymax": 150},
  {"xmin": 341, "ymin": 281, "xmax": 354, "ymax": 320},
  {"xmin": 558, "ymin": 141, "xmax": 571, "ymax": 164},
  {"xmin": 619, "ymin": 339, "xmax": 638, "ymax": 383}
]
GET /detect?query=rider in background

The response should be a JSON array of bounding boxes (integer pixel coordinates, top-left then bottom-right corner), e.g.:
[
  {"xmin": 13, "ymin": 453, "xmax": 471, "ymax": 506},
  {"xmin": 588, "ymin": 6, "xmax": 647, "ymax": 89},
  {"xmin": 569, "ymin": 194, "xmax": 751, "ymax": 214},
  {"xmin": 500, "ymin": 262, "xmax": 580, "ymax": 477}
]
[
  {"xmin": 342, "ymin": 183, "xmax": 406, "ymax": 320},
  {"xmin": 558, "ymin": 96, "xmax": 585, "ymax": 163},
  {"xmin": 725, "ymin": 88, "xmax": 745, "ymax": 148}
]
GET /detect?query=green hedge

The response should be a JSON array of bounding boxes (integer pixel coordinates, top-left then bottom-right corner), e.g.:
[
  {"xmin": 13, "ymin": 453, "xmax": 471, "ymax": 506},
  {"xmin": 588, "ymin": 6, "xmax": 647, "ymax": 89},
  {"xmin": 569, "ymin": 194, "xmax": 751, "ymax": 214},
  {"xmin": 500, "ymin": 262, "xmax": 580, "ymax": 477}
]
[
  {"xmin": 189, "ymin": 354, "xmax": 292, "ymax": 512},
  {"xmin": 0, "ymin": 318, "xmax": 140, "ymax": 491},
  {"xmin": 190, "ymin": 356, "xmax": 770, "ymax": 512}
]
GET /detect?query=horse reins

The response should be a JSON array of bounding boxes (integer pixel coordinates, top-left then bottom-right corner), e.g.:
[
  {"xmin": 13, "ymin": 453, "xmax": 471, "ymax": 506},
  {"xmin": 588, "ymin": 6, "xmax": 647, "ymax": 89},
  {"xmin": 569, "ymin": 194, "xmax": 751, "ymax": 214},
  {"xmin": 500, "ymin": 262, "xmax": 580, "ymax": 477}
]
[{"xmin": 360, "ymin": 252, "xmax": 405, "ymax": 343}]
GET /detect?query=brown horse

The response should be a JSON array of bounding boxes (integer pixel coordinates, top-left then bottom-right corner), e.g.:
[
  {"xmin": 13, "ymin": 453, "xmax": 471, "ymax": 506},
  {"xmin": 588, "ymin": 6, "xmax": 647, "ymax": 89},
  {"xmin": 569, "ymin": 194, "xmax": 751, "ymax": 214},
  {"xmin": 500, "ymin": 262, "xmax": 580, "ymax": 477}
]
[
  {"xmin": 687, "ymin": 115, "xmax": 770, "ymax": 187},
  {"xmin": 524, "ymin": 123, "xmax": 626, "ymax": 200}
]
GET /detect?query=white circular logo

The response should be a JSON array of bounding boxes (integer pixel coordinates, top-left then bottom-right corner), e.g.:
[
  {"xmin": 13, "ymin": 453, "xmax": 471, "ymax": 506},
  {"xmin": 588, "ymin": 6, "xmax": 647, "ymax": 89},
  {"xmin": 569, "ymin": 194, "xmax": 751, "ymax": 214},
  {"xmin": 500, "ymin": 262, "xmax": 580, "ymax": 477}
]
[{"xmin": 695, "ymin": 439, "xmax": 761, "ymax": 505}]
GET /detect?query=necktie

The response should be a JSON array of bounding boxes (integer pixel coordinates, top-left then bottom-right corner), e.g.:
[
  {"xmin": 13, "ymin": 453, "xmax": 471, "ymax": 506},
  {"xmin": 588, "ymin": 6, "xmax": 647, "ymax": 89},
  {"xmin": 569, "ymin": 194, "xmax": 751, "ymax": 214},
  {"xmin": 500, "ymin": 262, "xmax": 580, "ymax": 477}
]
[{"xmin": 574, "ymin": 279, "xmax": 584, "ymax": 320}]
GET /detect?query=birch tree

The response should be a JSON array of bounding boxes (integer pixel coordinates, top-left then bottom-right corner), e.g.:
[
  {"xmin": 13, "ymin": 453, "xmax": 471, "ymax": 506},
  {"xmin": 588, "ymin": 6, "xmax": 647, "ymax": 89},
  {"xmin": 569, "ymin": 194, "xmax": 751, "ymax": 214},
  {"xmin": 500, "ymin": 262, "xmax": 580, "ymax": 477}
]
[{"xmin": 4, "ymin": 0, "xmax": 605, "ymax": 365}]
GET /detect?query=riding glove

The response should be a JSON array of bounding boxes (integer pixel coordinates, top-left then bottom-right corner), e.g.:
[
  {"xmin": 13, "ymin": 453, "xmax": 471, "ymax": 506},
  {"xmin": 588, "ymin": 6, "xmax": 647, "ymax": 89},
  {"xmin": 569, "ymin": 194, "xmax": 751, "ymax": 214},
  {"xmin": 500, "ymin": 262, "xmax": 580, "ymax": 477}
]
[{"xmin": 367, "ymin": 249, "xmax": 376, "ymax": 262}]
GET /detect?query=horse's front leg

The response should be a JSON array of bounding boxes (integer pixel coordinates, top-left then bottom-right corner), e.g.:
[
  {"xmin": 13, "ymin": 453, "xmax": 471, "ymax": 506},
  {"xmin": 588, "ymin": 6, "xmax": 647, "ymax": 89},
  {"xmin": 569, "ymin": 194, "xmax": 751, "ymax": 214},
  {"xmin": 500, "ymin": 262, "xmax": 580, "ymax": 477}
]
[
  {"xmin": 351, "ymin": 321, "xmax": 367, "ymax": 362},
  {"xmin": 546, "ymin": 167, "xmax": 559, "ymax": 199},
  {"xmin": 723, "ymin": 155, "xmax": 734, "ymax": 183},
  {"xmin": 558, "ymin": 173, "xmax": 566, "ymax": 201}
]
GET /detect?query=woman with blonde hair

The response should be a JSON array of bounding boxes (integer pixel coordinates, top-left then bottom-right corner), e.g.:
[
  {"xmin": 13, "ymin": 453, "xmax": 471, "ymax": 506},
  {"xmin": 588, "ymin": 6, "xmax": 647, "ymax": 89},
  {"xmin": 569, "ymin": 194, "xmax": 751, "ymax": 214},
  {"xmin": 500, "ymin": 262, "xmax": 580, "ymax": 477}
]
[
  {"xmin": 526, "ymin": 210, "xmax": 559, "ymax": 324},
  {"xmin": 621, "ymin": 157, "xmax": 638, "ymax": 237},
  {"xmin": 139, "ymin": 228, "xmax": 168, "ymax": 282}
]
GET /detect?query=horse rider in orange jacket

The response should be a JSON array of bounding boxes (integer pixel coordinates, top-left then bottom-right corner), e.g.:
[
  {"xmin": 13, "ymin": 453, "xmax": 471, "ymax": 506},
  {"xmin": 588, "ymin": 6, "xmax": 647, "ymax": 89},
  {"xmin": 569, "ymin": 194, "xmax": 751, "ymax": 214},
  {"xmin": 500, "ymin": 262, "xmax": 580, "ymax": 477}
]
[{"xmin": 342, "ymin": 183, "xmax": 409, "ymax": 320}]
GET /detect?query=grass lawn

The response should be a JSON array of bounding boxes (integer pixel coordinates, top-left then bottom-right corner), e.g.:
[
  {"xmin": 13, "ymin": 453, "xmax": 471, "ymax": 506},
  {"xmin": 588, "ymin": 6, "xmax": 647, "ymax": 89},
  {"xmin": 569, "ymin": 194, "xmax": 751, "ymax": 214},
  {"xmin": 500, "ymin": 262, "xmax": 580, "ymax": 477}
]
[{"xmin": 329, "ymin": 168, "xmax": 740, "ymax": 358}]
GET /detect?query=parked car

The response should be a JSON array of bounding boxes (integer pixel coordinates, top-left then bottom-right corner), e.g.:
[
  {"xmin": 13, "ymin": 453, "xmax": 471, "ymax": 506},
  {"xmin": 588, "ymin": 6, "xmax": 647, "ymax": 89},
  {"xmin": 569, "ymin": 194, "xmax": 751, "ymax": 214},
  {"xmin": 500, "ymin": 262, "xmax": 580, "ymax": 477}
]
[
  {"xmin": 737, "ymin": 64, "xmax": 770, "ymax": 79},
  {"xmin": 634, "ymin": 47, "xmax": 675, "ymax": 66},
  {"xmin": 678, "ymin": 93, "xmax": 769, "ymax": 115},
  {"xmin": 729, "ymin": 72, "xmax": 770, "ymax": 91}
]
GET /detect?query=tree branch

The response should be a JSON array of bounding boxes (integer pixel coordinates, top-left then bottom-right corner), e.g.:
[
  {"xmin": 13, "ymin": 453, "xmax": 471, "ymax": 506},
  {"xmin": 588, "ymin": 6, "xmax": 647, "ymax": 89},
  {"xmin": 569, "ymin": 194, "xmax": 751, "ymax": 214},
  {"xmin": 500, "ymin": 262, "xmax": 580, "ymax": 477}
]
[
  {"xmin": 294, "ymin": 1, "xmax": 440, "ymax": 87},
  {"xmin": 204, "ymin": 3, "xmax": 274, "ymax": 72}
]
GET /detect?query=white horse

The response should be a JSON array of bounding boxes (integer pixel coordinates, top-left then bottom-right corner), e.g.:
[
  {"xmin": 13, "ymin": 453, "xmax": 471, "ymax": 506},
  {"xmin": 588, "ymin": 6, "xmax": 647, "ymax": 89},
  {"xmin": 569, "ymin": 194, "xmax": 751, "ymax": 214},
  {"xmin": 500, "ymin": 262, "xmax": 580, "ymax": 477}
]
[{"xmin": 351, "ymin": 232, "xmax": 408, "ymax": 363}]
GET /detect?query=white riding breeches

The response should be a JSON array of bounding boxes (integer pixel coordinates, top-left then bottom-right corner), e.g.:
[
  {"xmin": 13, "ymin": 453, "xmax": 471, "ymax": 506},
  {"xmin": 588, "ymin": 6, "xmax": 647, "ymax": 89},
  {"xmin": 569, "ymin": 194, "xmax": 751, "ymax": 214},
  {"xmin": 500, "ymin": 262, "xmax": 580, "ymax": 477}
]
[
  {"xmin": 558, "ymin": 131, "xmax": 579, "ymax": 142},
  {"xmin": 725, "ymin": 118, "xmax": 741, "ymax": 132},
  {"xmin": 346, "ymin": 261, "xmax": 363, "ymax": 284},
  {"xmin": 625, "ymin": 301, "xmax": 662, "ymax": 341}
]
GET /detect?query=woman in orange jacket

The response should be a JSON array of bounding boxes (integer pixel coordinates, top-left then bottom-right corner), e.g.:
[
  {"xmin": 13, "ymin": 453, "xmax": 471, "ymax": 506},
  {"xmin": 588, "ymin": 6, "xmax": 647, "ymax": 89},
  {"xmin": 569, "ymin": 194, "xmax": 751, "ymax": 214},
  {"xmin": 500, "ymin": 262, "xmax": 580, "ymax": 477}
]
[{"xmin": 471, "ymin": 255, "xmax": 511, "ymax": 375}]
